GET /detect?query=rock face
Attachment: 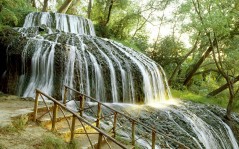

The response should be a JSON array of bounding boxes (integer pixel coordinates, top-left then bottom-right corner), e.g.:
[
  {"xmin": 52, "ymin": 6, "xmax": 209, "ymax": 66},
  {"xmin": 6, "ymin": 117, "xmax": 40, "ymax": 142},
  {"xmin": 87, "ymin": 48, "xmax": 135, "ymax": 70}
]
[
  {"xmin": 0, "ymin": 12, "xmax": 171, "ymax": 103},
  {"xmin": 86, "ymin": 101, "xmax": 239, "ymax": 149}
]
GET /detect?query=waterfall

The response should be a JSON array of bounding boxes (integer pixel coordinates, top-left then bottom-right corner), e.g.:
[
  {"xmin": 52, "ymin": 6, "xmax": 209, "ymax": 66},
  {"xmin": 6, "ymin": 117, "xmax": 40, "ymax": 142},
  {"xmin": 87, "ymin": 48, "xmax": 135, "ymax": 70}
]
[
  {"xmin": 23, "ymin": 12, "xmax": 95, "ymax": 36},
  {"xmin": 87, "ymin": 51, "xmax": 106, "ymax": 100},
  {"xmin": 165, "ymin": 103, "xmax": 239, "ymax": 149},
  {"xmin": 15, "ymin": 12, "xmax": 170, "ymax": 103},
  {"xmin": 105, "ymin": 102, "xmax": 239, "ymax": 149},
  {"xmin": 1, "ymin": 11, "xmax": 239, "ymax": 149}
]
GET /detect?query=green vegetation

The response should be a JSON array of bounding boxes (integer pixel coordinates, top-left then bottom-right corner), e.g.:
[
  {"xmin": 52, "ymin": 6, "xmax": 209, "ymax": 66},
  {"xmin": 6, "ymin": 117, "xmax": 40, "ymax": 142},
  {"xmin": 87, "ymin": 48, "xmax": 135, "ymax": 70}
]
[
  {"xmin": 0, "ymin": 125, "xmax": 18, "ymax": 134},
  {"xmin": 0, "ymin": 115, "xmax": 28, "ymax": 134},
  {"xmin": 0, "ymin": 0, "xmax": 34, "ymax": 30},
  {"xmin": 12, "ymin": 115, "xmax": 28, "ymax": 131},
  {"xmin": 0, "ymin": 144, "xmax": 5, "ymax": 149},
  {"xmin": 39, "ymin": 135, "xmax": 79, "ymax": 149},
  {"xmin": 172, "ymin": 89, "xmax": 239, "ymax": 113}
]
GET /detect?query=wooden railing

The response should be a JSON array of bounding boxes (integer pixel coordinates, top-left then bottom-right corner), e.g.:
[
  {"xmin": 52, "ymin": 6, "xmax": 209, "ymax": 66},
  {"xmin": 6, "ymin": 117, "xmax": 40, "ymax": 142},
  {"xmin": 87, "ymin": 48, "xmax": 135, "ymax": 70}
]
[
  {"xmin": 63, "ymin": 85, "xmax": 190, "ymax": 149},
  {"xmin": 33, "ymin": 89, "xmax": 128, "ymax": 149}
]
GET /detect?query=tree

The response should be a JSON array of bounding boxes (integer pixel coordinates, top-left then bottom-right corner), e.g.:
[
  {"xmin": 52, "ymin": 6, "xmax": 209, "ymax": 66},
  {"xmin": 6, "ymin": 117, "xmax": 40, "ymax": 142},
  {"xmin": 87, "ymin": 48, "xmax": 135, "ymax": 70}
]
[
  {"xmin": 189, "ymin": 0, "xmax": 239, "ymax": 119},
  {"xmin": 147, "ymin": 36, "xmax": 186, "ymax": 76},
  {"xmin": 91, "ymin": 0, "xmax": 150, "ymax": 51},
  {"xmin": 31, "ymin": 0, "xmax": 36, "ymax": 8},
  {"xmin": 87, "ymin": 0, "xmax": 92, "ymax": 19},
  {"xmin": 42, "ymin": 0, "xmax": 48, "ymax": 12},
  {"xmin": 169, "ymin": 33, "xmax": 200, "ymax": 85},
  {"xmin": 57, "ymin": 0, "xmax": 74, "ymax": 13},
  {"xmin": 65, "ymin": 0, "xmax": 81, "ymax": 15},
  {"xmin": 0, "ymin": 0, "xmax": 34, "ymax": 27},
  {"xmin": 208, "ymin": 75, "xmax": 239, "ymax": 96},
  {"xmin": 183, "ymin": 43, "xmax": 214, "ymax": 86},
  {"xmin": 210, "ymin": 34, "xmax": 239, "ymax": 120}
]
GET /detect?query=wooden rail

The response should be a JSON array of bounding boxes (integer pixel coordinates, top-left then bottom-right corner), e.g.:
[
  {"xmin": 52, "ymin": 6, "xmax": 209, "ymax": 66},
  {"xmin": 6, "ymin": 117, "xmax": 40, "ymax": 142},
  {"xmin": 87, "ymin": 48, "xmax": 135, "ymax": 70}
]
[
  {"xmin": 33, "ymin": 89, "xmax": 127, "ymax": 149},
  {"xmin": 63, "ymin": 85, "xmax": 190, "ymax": 149}
]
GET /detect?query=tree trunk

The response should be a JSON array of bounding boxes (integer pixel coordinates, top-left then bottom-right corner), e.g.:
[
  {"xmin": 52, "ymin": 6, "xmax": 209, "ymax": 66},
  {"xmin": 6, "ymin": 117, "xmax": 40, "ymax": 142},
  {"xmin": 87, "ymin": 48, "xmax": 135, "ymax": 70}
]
[
  {"xmin": 67, "ymin": 0, "xmax": 81, "ymax": 14},
  {"xmin": 225, "ymin": 79, "xmax": 235, "ymax": 121},
  {"xmin": 32, "ymin": 0, "xmax": 36, "ymax": 8},
  {"xmin": 105, "ymin": 0, "xmax": 114, "ymax": 25},
  {"xmin": 207, "ymin": 75, "xmax": 239, "ymax": 96},
  {"xmin": 183, "ymin": 45, "xmax": 213, "ymax": 86},
  {"xmin": 132, "ymin": 10, "xmax": 154, "ymax": 38},
  {"xmin": 168, "ymin": 35, "xmax": 199, "ymax": 85},
  {"xmin": 87, "ymin": 0, "xmax": 92, "ymax": 19},
  {"xmin": 225, "ymin": 95, "xmax": 234, "ymax": 120},
  {"xmin": 57, "ymin": 0, "xmax": 73, "ymax": 13},
  {"xmin": 42, "ymin": 0, "xmax": 48, "ymax": 12}
]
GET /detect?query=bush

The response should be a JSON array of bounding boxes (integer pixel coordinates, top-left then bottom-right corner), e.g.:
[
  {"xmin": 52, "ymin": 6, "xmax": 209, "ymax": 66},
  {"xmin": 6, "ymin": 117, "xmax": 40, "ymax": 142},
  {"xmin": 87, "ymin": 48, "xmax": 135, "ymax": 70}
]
[
  {"xmin": 40, "ymin": 135, "xmax": 67, "ymax": 149},
  {"xmin": 12, "ymin": 115, "xmax": 28, "ymax": 131},
  {"xmin": 0, "ymin": 115, "xmax": 28, "ymax": 134},
  {"xmin": 0, "ymin": 0, "xmax": 35, "ymax": 27},
  {"xmin": 40, "ymin": 135, "xmax": 79, "ymax": 149}
]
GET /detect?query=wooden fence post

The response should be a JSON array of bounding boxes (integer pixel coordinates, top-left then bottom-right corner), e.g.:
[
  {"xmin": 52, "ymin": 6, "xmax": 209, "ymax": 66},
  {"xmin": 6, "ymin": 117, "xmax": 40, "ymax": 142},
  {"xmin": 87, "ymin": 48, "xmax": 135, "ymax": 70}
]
[
  {"xmin": 52, "ymin": 102, "xmax": 58, "ymax": 131},
  {"xmin": 71, "ymin": 115, "xmax": 76, "ymax": 141},
  {"xmin": 152, "ymin": 130, "xmax": 156, "ymax": 149},
  {"xmin": 96, "ymin": 103, "xmax": 102, "ymax": 128},
  {"xmin": 97, "ymin": 133, "xmax": 103, "ymax": 149},
  {"xmin": 113, "ymin": 112, "xmax": 117, "ymax": 138},
  {"xmin": 79, "ymin": 95, "xmax": 85, "ymax": 117},
  {"xmin": 132, "ymin": 120, "xmax": 135, "ymax": 146},
  {"xmin": 33, "ymin": 90, "xmax": 40, "ymax": 122},
  {"xmin": 63, "ymin": 86, "xmax": 68, "ymax": 105}
]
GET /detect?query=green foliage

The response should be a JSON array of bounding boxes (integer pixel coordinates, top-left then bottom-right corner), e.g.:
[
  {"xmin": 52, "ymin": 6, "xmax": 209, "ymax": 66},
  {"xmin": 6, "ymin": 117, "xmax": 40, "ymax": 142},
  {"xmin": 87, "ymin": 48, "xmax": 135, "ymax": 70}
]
[
  {"xmin": 0, "ymin": 0, "xmax": 34, "ymax": 27},
  {"xmin": 0, "ymin": 143, "xmax": 5, "ymax": 149},
  {"xmin": 67, "ymin": 139, "xmax": 79, "ymax": 149},
  {"xmin": 91, "ymin": 0, "xmax": 149, "ymax": 51},
  {"xmin": 0, "ymin": 125, "xmax": 17, "ymax": 134},
  {"xmin": 172, "ymin": 89, "xmax": 225, "ymax": 105},
  {"xmin": 147, "ymin": 36, "xmax": 186, "ymax": 75},
  {"xmin": 40, "ymin": 135, "xmax": 79, "ymax": 149},
  {"xmin": 12, "ymin": 115, "xmax": 28, "ymax": 131},
  {"xmin": 0, "ymin": 115, "xmax": 28, "ymax": 134},
  {"xmin": 112, "ymin": 34, "xmax": 149, "ymax": 52},
  {"xmin": 40, "ymin": 135, "xmax": 66, "ymax": 149},
  {"xmin": 172, "ymin": 89, "xmax": 239, "ymax": 113}
]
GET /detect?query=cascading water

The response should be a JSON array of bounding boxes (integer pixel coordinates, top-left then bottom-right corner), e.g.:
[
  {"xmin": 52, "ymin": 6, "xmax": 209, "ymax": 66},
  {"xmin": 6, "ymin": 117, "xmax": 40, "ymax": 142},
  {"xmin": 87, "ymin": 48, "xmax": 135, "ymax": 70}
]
[
  {"xmin": 1, "ymin": 12, "xmax": 238, "ymax": 148},
  {"xmin": 101, "ymin": 101, "xmax": 239, "ymax": 149},
  {"xmin": 15, "ymin": 12, "xmax": 171, "ymax": 103},
  {"xmin": 23, "ymin": 12, "xmax": 96, "ymax": 36}
]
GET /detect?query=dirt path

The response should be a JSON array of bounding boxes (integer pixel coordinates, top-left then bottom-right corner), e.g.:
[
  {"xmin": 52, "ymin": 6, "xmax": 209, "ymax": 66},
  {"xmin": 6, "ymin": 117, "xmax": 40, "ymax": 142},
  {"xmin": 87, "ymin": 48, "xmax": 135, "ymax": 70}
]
[
  {"xmin": 0, "ymin": 93, "xmax": 57, "ymax": 149},
  {"xmin": 0, "ymin": 122, "xmax": 55, "ymax": 149}
]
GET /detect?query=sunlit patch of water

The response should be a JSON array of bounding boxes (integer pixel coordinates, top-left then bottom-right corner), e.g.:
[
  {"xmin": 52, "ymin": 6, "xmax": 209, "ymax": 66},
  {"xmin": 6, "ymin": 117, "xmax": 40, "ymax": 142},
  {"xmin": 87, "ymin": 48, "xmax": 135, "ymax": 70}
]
[{"xmin": 148, "ymin": 98, "xmax": 181, "ymax": 109}]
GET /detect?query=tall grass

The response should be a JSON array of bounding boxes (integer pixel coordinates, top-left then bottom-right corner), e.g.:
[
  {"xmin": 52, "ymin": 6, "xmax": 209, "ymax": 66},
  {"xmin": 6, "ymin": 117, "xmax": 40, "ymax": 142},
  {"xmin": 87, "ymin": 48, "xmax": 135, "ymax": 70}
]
[
  {"xmin": 0, "ymin": 143, "xmax": 5, "ymax": 149},
  {"xmin": 40, "ymin": 135, "xmax": 79, "ymax": 149},
  {"xmin": 0, "ymin": 115, "xmax": 28, "ymax": 134},
  {"xmin": 171, "ymin": 89, "xmax": 239, "ymax": 113}
]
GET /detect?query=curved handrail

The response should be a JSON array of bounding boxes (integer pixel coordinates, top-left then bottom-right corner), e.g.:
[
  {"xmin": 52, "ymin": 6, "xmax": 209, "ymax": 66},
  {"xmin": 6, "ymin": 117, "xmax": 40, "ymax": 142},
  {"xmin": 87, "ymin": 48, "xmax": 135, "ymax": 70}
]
[{"xmin": 34, "ymin": 89, "xmax": 128, "ymax": 149}]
